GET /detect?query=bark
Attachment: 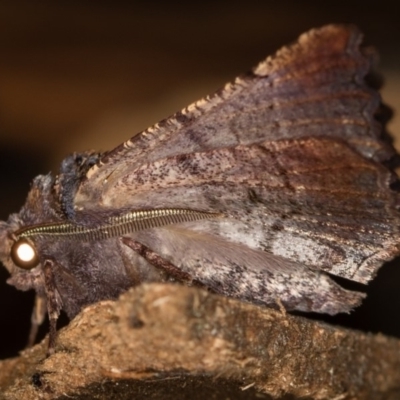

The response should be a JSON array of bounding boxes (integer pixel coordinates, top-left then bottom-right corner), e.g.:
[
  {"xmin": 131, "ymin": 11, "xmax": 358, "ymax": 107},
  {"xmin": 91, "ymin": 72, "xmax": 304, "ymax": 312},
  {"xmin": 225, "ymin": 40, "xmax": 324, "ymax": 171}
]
[{"xmin": 1, "ymin": 283, "xmax": 400, "ymax": 400}]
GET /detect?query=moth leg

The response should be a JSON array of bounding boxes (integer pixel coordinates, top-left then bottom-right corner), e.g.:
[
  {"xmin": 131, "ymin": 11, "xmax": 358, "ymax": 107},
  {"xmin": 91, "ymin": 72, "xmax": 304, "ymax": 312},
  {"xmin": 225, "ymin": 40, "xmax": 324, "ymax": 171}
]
[
  {"xmin": 42, "ymin": 259, "xmax": 62, "ymax": 356},
  {"xmin": 26, "ymin": 294, "xmax": 47, "ymax": 348},
  {"xmin": 121, "ymin": 237, "xmax": 198, "ymax": 285}
]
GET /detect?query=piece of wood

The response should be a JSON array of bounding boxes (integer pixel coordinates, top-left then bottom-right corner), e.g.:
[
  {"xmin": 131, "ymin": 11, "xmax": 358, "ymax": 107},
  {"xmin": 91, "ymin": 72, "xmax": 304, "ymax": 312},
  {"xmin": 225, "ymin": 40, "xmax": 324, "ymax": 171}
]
[{"xmin": 1, "ymin": 283, "xmax": 399, "ymax": 399}]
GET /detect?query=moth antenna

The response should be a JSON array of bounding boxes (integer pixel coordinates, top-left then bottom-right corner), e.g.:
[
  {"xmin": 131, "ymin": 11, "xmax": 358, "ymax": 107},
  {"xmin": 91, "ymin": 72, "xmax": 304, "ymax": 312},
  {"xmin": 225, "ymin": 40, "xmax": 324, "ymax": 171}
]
[{"xmin": 13, "ymin": 209, "xmax": 220, "ymax": 242}]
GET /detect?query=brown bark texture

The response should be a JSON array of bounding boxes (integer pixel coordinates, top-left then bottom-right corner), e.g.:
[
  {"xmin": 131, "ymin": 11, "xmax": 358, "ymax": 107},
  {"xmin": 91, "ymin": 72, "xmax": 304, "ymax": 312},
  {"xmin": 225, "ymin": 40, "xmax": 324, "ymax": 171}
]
[{"xmin": 0, "ymin": 283, "xmax": 400, "ymax": 400}]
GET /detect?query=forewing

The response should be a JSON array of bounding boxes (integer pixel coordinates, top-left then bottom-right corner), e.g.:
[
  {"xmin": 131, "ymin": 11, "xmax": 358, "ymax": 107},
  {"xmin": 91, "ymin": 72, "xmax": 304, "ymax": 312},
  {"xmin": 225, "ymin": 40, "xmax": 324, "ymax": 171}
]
[
  {"xmin": 75, "ymin": 24, "xmax": 393, "ymax": 207},
  {"xmin": 99, "ymin": 136, "xmax": 399, "ymax": 284},
  {"xmin": 71, "ymin": 24, "xmax": 400, "ymax": 286}
]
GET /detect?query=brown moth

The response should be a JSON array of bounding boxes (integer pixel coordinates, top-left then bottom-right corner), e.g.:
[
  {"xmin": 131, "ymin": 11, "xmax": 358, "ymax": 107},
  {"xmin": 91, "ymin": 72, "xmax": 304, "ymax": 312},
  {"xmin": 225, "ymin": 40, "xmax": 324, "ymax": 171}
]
[{"xmin": 1, "ymin": 24, "xmax": 399, "ymax": 353}]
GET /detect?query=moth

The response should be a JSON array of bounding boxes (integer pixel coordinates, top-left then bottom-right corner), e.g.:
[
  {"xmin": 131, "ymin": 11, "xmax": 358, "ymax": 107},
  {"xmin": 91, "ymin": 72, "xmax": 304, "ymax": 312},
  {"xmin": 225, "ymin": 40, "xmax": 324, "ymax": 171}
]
[{"xmin": 1, "ymin": 24, "xmax": 400, "ymax": 354}]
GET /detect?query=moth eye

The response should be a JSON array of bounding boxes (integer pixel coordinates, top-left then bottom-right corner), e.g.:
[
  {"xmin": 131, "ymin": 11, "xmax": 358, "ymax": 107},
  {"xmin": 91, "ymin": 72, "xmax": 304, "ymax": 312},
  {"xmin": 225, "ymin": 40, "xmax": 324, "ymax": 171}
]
[{"xmin": 10, "ymin": 239, "xmax": 39, "ymax": 270}]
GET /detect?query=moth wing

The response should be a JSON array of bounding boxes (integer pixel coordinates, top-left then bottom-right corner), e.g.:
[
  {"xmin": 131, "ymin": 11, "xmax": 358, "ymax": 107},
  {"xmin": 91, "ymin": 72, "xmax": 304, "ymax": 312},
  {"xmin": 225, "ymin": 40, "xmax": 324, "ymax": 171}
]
[
  {"xmin": 75, "ymin": 24, "xmax": 394, "ymax": 207},
  {"xmin": 71, "ymin": 24, "xmax": 400, "ymax": 286},
  {"xmin": 128, "ymin": 225, "xmax": 365, "ymax": 315},
  {"xmin": 84, "ymin": 135, "xmax": 399, "ymax": 285}
]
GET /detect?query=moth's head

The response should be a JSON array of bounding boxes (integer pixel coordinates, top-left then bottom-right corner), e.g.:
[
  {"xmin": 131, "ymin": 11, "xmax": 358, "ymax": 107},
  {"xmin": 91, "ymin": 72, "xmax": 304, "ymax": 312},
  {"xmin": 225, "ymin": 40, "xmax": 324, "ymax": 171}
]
[
  {"xmin": 0, "ymin": 174, "xmax": 55, "ymax": 276},
  {"xmin": 0, "ymin": 218, "xmax": 44, "ymax": 294},
  {"xmin": 0, "ymin": 216, "xmax": 28, "ymax": 275},
  {"xmin": 0, "ymin": 213, "xmax": 42, "ymax": 283}
]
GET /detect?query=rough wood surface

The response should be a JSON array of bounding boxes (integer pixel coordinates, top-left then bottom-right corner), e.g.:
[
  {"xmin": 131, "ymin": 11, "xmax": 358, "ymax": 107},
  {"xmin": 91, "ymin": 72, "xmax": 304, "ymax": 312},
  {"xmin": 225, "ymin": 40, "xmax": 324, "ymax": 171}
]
[{"xmin": 1, "ymin": 283, "xmax": 400, "ymax": 400}]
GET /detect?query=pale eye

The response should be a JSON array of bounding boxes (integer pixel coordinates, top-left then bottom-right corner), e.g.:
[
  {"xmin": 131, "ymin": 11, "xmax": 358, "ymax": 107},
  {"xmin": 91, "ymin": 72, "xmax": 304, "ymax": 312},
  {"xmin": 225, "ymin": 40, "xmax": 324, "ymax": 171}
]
[
  {"xmin": 10, "ymin": 239, "xmax": 39, "ymax": 269},
  {"xmin": 16, "ymin": 242, "xmax": 35, "ymax": 262}
]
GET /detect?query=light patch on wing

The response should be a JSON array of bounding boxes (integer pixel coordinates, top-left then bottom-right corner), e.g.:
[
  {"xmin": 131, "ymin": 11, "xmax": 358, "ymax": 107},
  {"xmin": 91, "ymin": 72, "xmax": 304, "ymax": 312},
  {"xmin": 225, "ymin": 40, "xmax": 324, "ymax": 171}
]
[
  {"xmin": 270, "ymin": 230, "xmax": 362, "ymax": 281},
  {"xmin": 128, "ymin": 226, "xmax": 364, "ymax": 314},
  {"xmin": 187, "ymin": 218, "xmax": 268, "ymax": 251}
]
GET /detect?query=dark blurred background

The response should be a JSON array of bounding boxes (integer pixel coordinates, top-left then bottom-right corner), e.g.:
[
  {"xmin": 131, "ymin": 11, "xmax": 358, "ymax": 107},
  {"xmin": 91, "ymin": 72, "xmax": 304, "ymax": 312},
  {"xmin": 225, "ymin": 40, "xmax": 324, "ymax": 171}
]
[{"xmin": 1, "ymin": 0, "xmax": 400, "ymax": 359}]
